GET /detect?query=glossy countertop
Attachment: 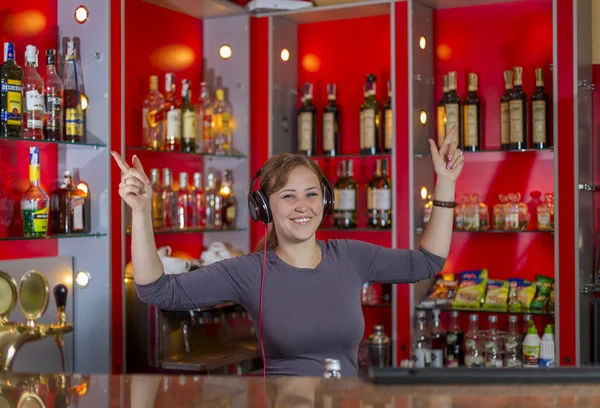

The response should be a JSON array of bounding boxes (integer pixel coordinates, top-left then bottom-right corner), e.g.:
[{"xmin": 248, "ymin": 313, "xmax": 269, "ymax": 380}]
[{"xmin": 3, "ymin": 369, "xmax": 600, "ymax": 408}]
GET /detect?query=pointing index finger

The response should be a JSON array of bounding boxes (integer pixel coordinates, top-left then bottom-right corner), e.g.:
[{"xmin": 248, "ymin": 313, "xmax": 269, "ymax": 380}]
[{"xmin": 111, "ymin": 151, "xmax": 131, "ymax": 173}]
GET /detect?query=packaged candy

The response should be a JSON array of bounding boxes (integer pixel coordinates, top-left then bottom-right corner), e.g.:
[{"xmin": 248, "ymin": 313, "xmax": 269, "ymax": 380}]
[
  {"xmin": 453, "ymin": 278, "xmax": 487, "ymax": 310},
  {"xmin": 482, "ymin": 280, "xmax": 509, "ymax": 311},
  {"xmin": 531, "ymin": 275, "xmax": 554, "ymax": 311},
  {"xmin": 419, "ymin": 273, "xmax": 459, "ymax": 308}
]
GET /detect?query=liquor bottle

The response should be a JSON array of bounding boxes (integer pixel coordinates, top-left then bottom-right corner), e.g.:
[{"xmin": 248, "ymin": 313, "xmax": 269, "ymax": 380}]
[
  {"xmin": 220, "ymin": 170, "xmax": 237, "ymax": 229},
  {"xmin": 323, "ymin": 358, "xmax": 342, "ymax": 379},
  {"xmin": 464, "ymin": 314, "xmax": 483, "ymax": 368},
  {"xmin": 181, "ymin": 79, "xmax": 197, "ymax": 153},
  {"xmin": 411, "ymin": 311, "xmax": 431, "ymax": 368},
  {"xmin": 62, "ymin": 42, "xmax": 84, "ymax": 142},
  {"xmin": 430, "ymin": 309, "xmax": 446, "ymax": 368},
  {"xmin": 367, "ymin": 159, "xmax": 392, "ymax": 229},
  {"xmin": 361, "ymin": 74, "xmax": 380, "ymax": 155},
  {"xmin": 164, "ymin": 73, "xmax": 181, "ymax": 152},
  {"xmin": 44, "ymin": 49, "xmax": 63, "ymax": 141},
  {"xmin": 437, "ymin": 75, "xmax": 448, "ymax": 147},
  {"xmin": 192, "ymin": 172, "xmax": 206, "ymax": 228},
  {"xmin": 143, "ymin": 76, "xmax": 164, "ymax": 150},
  {"xmin": 213, "ymin": 89, "xmax": 233, "ymax": 155},
  {"xmin": 445, "ymin": 311, "xmax": 464, "ymax": 367},
  {"xmin": 23, "ymin": 45, "xmax": 44, "ymax": 140},
  {"xmin": 463, "ymin": 73, "xmax": 481, "ymax": 151},
  {"xmin": 149, "ymin": 168, "xmax": 164, "ymax": 229},
  {"xmin": 161, "ymin": 168, "xmax": 178, "ymax": 229},
  {"xmin": 68, "ymin": 172, "xmax": 88, "ymax": 233},
  {"xmin": 49, "ymin": 171, "xmax": 72, "ymax": 234},
  {"xmin": 198, "ymin": 82, "xmax": 214, "ymax": 154},
  {"xmin": 509, "ymin": 66, "xmax": 527, "ymax": 150},
  {"xmin": 177, "ymin": 172, "xmax": 192, "ymax": 229},
  {"xmin": 21, "ymin": 147, "xmax": 49, "ymax": 237},
  {"xmin": 359, "ymin": 87, "xmax": 366, "ymax": 152},
  {"xmin": 383, "ymin": 80, "xmax": 392, "ymax": 153},
  {"xmin": 322, "ymin": 83, "xmax": 339, "ymax": 156},
  {"xmin": 297, "ymin": 82, "xmax": 316, "ymax": 156},
  {"xmin": 531, "ymin": 68, "xmax": 549, "ymax": 149},
  {"xmin": 444, "ymin": 71, "xmax": 461, "ymax": 148},
  {"xmin": 0, "ymin": 42, "xmax": 23, "ymax": 138},
  {"xmin": 500, "ymin": 70, "xmax": 513, "ymax": 150},
  {"xmin": 484, "ymin": 315, "xmax": 503, "ymax": 368},
  {"xmin": 505, "ymin": 315, "xmax": 522, "ymax": 367},
  {"xmin": 333, "ymin": 160, "xmax": 357, "ymax": 229},
  {"xmin": 205, "ymin": 172, "xmax": 222, "ymax": 229}
]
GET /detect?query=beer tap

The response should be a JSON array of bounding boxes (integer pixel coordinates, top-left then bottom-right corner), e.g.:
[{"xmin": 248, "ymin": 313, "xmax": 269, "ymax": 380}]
[{"xmin": 0, "ymin": 270, "xmax": 73, "ymax": 372}]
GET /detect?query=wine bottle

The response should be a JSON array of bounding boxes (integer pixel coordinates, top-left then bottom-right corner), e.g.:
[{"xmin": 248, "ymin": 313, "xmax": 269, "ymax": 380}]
[
  {"xmin": 444, "ymin": 71, "xmax": 462, "ymax": 148},
  {"xmin": 333, "ymin": 160, "xmax": 357, "ymax": 229},
  {"xmin": 181, "ymin": 79, "xmax": 197, "ymax": 153},
  {"xmin": 383, "ymin": 80, "xmax": 392, "ymax": 153},
  {"xmin": 164, "ymin": 73, "xmax": 181, "ymax": 152},
  {"xmin": 463, "ymin": 73, "xmax": 481, "ymax": 151},
  {"xmin": 500, "ymin": 70, "xmax": 513, "ymax": 150},
  {"xmin": 322, "ymin": 83, "xmax": 339, "ymax": 156},
  {"xmin": 437, "ymin": 74, "xmax": 448, "ymax": 147},
  {"xmin": 509, "ymin": 66, "xmax": 527, "ymax": 150},
  {"xmin": 531, "ymin": 68, "xmax": 549, "ymax": 149},
  {"xmin": 361, "ymin": 74, "xmax": 380, "ymax": 155},
  {"xmin": 297, "ymin": 82, "xmax": 316, "ymax": 156},
  {"xmin": 367, "ymin": 159, "xmax": 392, "ymax": 229}
]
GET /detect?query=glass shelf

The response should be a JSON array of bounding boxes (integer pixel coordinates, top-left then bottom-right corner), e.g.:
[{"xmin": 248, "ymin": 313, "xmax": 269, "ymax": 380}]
[
  {"xmin": 362, "ymin": 302, "xmax": 392, "ymax": 308},
  {"xmin": 414, "ymin": 227, "xmax": 554, "ymax": 234},
  {"xmin": 126, "ymin": 227, "xmax": 247, "ymax": 235},
  {"xmin": 0, "ymin": 131, "xmax": 106, "ymax": 148},
  {"xmin": 126, "ymin": 146, "xmax": 247, "ymax": 159},
  {"xmin": 0, "ymin": 232, "xmax": 107, "ymax": 241},
  {"xmin": 319, "ymin": 227, "xmax": 392, "ymax": 232},
  {"xmin": 415, "ymin": 305, "xmax": 553, "ymax": 317},
  {"xmin": 414, "ymin": 147, "xmax": 553, "ymax": 158},
  {"xmin": 311, "ymin": 152, "xmax": 391, "ymax": 160}
]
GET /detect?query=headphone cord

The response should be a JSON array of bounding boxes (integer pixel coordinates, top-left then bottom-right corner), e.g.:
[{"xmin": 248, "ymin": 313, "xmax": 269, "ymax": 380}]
[{"xmin": 260, "ymin": 223, "xmax": 267, "ymax": 378}]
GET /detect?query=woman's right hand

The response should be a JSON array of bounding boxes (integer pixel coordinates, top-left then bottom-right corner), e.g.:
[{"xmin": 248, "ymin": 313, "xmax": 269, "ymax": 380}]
[{"xmin": 111, "ymin": 151, "xmax": 153, "ymax": 214}]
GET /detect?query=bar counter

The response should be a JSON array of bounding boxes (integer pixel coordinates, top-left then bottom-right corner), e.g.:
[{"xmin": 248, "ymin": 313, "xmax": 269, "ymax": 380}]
[{"xmin": 3, "ymin": 368, "xmax": 600, "ymax": 407}]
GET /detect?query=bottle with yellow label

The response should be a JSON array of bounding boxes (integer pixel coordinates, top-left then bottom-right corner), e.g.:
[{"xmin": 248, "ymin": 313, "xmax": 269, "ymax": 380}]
[
  {"xmin": 213, "ymin": 88, "xmax": 233, "ymax": 155},
  {"xmin": 21, "ymin": 146, "xmax": 49, "ymax": 237},
  {"xmin": 1, "ymin": 42, "xmax": 24, "ymax": 138}
]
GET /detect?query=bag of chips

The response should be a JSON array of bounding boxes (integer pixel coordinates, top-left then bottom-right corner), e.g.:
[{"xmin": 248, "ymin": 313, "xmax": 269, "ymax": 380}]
[
  {"xmin": 508, "ymin": 279, "xmax": 536, "ymax": 312},
  {"xmin": 419, "ymin": 273, "xmax": 459, "ymax": 308},
  {"xmin": 531, "ymin": 275, "xmax": 554, "ymax": 311},
  {"xmin": 453, "ymin": 278, "xmax": 487, "ymax": 310},
  {"xmin": 482, "ymin": 280, "xmax": 509, "ymax": 311}
]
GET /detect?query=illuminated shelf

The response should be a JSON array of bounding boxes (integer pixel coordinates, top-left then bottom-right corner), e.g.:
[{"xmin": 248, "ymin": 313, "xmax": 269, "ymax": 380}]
[
  {"xmin": 141, "ymin": 0, "xmax": 248, "ymax": 19},
  {"xmin": 415, "ymin": 305, "xmax": 553, "ymax": 317},
  {"xmin": 126, "ymin": 227, "xmax": 247, "ymax": 235},
  {"xmin": 0, "ymin": 232, "xmax": 107, "ymax": 241},
  {"xmin": 362, "ymin": 302, "xmax": 392, "ymax": 308},
  {"xmin": 126, "ymin": 146, "xmax": 247, "ymax": 159},
  {"xmin": 311, "ymin": 152, "xmax": 391, "ymax": 160},
  {"xmin": 0, "ymin": 131, "xmax": 106, "ymax": 149},
  {"xmin": 414, "ymin": 147, "xmax": 553, "ymax": 158},
  {"xmin": 319, "ymin": 227, "xmax": 392, "ymax": 232},
  {"xmin": 414, "ymin": 227, "xmax": 554, "ymax": 234}
]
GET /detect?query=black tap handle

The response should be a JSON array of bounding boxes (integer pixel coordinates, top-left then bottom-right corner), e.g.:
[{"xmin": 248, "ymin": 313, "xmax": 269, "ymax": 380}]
[{"xmin": 53, "ymin": 284, "xmax": 68, "ymax": 309}]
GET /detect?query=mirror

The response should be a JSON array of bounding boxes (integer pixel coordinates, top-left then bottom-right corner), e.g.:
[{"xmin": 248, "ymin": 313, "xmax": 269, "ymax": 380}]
[
  {"xmin": 18, "ymin": 271, "xmax": 49, "ymax": 321},
  {"xmin": 0, "ymin": 271, "xmax": 17, "ymax": 321},
  {"xmin": 17, "ymin": 392, "xmax": 46, "ymax": 408}
]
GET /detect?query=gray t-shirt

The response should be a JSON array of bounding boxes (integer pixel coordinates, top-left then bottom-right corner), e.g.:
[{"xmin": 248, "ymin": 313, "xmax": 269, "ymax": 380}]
[{"xmin": 136, "ymin": 239, "xmax": 445, "ymax": 377}]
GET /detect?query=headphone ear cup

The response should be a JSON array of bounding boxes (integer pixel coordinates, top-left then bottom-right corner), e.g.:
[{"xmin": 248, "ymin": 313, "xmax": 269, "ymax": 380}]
[
  {"xmin": 248, "ymin": 194, "xmax": 260, "ymax": 223},
  {"xmin": 253, "ymin": 191, "xmax": 272, "ymax": 224},
  {"xmin": 322, "ymin": 183, "xmax": 334, "ymax": 217}
]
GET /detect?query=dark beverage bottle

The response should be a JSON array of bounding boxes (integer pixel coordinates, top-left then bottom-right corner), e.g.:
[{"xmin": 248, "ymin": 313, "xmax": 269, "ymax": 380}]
[
  {"xmin": 44, "ymin": 49, "xmax": 64, "ymax": 141},
  {"xmin": 62, "ymin": 42, "xmax": 84, "ymax": 142},
  {"xmin": 0, "ymin": 42, "xmax": 23, "ymax": 138},
  {"xmin": 333, "ymin": 160, "xmax": 357, "ymax": 229},
  {"xmin": 500, "ymin": 70, "xmax": 513, "ymax": 150},
  {"xmin": 509, "ymin": 66, "xmax": 527, "ymax": 150},
  {"xmin": 360, "ymin": 74, "xmax": 380, "ymax": 155},
  {"xmin": 181, "ymin": 79, "xmax": 197, "ymax": 153},
  {"xmin": 383, "ymin": 80, "xmax": 392, "ymax": 153},
  {"xmin": 463, "ymin": 73, "xmax": 481, "ymax": 151},
  {"xmin": 430, "ymin": 309, "xmax": 446, "ymax": 368},
  {"xmin": 531, "ymin": 68, "xmax": 549, "ymax": 149},
  {"xmin": 445, "ymin": 311, "xmax": 464, "ymax": 367},
  {"xmin": 220, "ymin": 170, "xmax": 237, "ymax": 230},
  {"xmin": 322, "ymin": 83, "xmax": 339, "ymax": 156},
  {"xmin": 367, "ymin": 159, "xmax": 392, "ymax": 229},
  {"xmin": 297, "ymin": 82, "xmax": 316, "ymax": 156},
  {"xmin": 164, "ymin": 73, "xmax": 181, "ymax": 152},
  {"xmin": 436, "ymin": 74, "xmax": 448, "ymax": 147},
  {"xmin": 49, "ymin": 171, "xmax": 72, "ymax": 234},
  {"xmin": 444, "ymin": 71, "xmax": 462, "ymax": 149}
]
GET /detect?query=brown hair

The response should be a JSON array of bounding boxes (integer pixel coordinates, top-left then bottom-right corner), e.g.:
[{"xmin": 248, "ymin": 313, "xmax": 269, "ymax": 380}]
[{"xmin": 253, "ymin": 153, "xmax": 326, "ymax": 251}]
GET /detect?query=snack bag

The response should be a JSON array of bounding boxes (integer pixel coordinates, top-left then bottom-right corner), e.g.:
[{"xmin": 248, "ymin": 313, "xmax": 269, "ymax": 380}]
[
  {"xmin": 453, "ymin": 278, "xmax": 487, "ymax": 310},
  {"xmin": 547, "ymin": 282, "xmax": 555, "ymax": 313},
  {"xmin": 460, "ymin": 269, "xmax": 488, "ymax": 282},
  {"xmin": 531, "ymin": 275, "xmax": 554, "ymax": 311},
  {"xmin": 482, "ymin": 280, "xmax": 509, "ymax": 311},
  {"xmin": 508, "ymin": 280, "xmax": 536, "ymax": 312},
  {"xmin": 419, "ymin": 273, "xmax": 458, "ymax": 308}
]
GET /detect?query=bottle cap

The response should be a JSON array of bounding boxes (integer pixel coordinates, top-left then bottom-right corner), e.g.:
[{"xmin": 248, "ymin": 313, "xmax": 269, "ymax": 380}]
[
  {"xmin": 527, "ymin": 320, "xmax": 538, "ymax": 335},
  {"xmin": 544, "ymin": 324, "xmax": 553, "ymax": 334},
  {"xmin": 46, "ymin": 49, "xmax": 56, "ymax": 66},
  {"xmin": 25, "ymin": 45, "xmax": 37, "ymax": 63},
  {"xmin": 324, "ymin": 358, "xmax": 341, "ymax": 371}
]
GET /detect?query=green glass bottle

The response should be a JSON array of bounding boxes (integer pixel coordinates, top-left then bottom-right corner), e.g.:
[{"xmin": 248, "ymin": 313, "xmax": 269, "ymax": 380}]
[
  {"xmin": 181, "ymin": 79, "xmax": 197, "ymax": 153},
  {"xmin": 1, "ymin": 42, "xmax": 24, "ymax": 138}
]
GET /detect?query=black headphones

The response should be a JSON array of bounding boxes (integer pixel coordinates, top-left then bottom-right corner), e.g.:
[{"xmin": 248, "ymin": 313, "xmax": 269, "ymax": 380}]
[{"xmin": 247, "ymin": 164, "xmax": 335, "ymax": 224}]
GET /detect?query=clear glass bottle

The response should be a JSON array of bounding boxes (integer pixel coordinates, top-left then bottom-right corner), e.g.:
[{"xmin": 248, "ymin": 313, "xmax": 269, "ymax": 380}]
[
  {"xmin": 484, "ymin": 315, "xmax": 503, "ymax": 368},
  {"xmin": 504, "ymin": 315, "xmax": 522, "ymax": 367},
  {"xmin": 198, "ymin": 82, "xmax": 214, "ymax": 154},
  {"xmin": 445, "ymin": 311, "xmax": 464, "ymax": 367},
  {"xmin": 43, "ymin": 49, "xmax": 63, "ymax": 141},
  {"xmin": 161, "ymin": 168, "xmax": 178, "ymax": 229},
  {"xmin": 537, "ymin": 193, "xmax": 554, "ymax": 230},
  {"xmin": 220, "ymin": 170, "xmax": 237, "ymax": 229},
  {"xmin": 23, "ymin": 45, "xmax": 44, "ymax": 140},
  {"xmin": 21, "ymin": 147, "xmax": 49, "ymax": 237},
  {"xmin": 143, "ymin": 76, "xmax": 164, "ymax": 150},
  {"xmin": 205, "ymin": 172, "xmax": 222, "ymax": 229},
  {"xmin": 177, "ymin": 172, "xmax": 192, "ymax": 230},
  {"xmin": 214, "ymin": 89, "xmax": 233, "ymax": 155},
  {"xmin": 411, "ymin": 310, "xmax": 431, "ymax": 368},
  {"xmin": 464, "ymin": 314, "xmax": 483, "ymax": 368},
  {"xmin": 493, "ymin": 194, "xmax": 507, "ymax": 230},
  {"xmin": 430, "ymin": 309, "xmax": 446, "ymax": 368},
  {"xmin": 368, "ymin": 325, "xmax": 391, "ymax": 368},
  {"xmin": 323, "ymin": 358, "xmax": 342, "ymax": 379},
  {"xmin": 150, "ymin": 168, "xmax": 164, "ymax": 229},
  {"xmin": 192, "ymin": 172, "xmax": 206, "ymax": 228}
]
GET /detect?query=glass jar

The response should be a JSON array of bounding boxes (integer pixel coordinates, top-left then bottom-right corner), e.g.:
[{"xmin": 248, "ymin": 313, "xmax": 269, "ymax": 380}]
[
  {"xmin": 537, "ymin": 193, "xmax": 554, "ymax": 230},
  {"xmin": 464, "ymin": 194, "xmax": 480, "ymax": 231},
  {"xmin": 454, "ymin": 195, "xmax": 468, "ymax": 230},
  {"xmin": 493, "ymin": 194, "xmax": 507, "ymax": 230},
  {"xmin": 516, "ymin": 193, "xmax": 529, "ymax": 230},
  {"xmin": 504, "ymin": 193, "xmax": 520, "ymax": 230},
  {"xmin": 473, "ymin": 193, "xmax": 489, "ymax": 231}
]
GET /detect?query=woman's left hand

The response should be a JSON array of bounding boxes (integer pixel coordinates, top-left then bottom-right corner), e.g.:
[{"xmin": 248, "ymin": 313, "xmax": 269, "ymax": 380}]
[{"xmin": 428, "ymin": 125, "xmax": 464, "ymax": 184}]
